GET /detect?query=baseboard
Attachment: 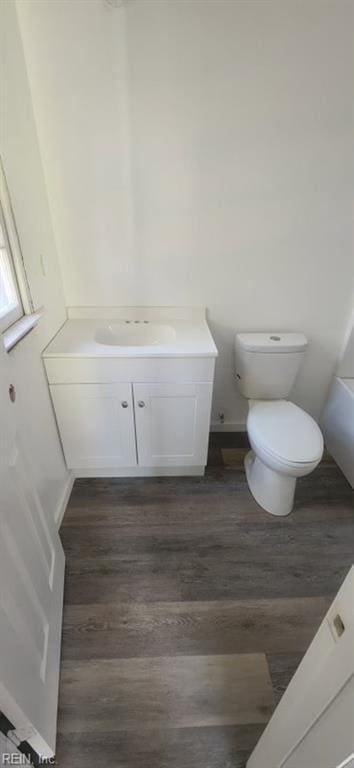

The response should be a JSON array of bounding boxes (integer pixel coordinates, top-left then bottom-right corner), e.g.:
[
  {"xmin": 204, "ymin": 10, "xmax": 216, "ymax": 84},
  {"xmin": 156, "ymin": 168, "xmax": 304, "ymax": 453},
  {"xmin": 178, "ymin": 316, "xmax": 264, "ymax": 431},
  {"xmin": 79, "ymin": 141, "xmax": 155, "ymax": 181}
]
[
  {"xmin": 74, "ymin": 466, "xmax": 205, "ymax": 478},
  {"xmin": 54, "ymin": 472, "xmax": 74, "ymax": 528},
  {"xmin": 210, "ymin": 421, "xmax": 247, "ymax": 432}
]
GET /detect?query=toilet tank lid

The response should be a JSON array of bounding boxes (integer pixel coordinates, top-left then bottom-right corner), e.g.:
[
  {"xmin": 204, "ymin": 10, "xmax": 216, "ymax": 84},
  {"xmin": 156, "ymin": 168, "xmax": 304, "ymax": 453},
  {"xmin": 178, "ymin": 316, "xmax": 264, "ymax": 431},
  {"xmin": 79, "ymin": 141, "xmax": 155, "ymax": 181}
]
[{"xmin": 235, "ymin": 333, "xmax": 308, "ymax": 353}]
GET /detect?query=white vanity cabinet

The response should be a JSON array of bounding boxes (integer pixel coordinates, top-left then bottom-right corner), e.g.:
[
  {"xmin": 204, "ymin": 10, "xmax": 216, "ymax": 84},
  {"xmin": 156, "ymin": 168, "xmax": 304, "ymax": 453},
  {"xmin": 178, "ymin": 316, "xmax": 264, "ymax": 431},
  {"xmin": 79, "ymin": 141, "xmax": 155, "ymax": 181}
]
[
  {"xmin": 50, "ymin": 379, "xmax": 213, "ymax": 473},
  {"xmin": 50, "ymin": 379, "xmax": 213, "ymax": 475},
  {"xmin": 43, "ymin": 308, "xmax": 217, "ymax": 477}
]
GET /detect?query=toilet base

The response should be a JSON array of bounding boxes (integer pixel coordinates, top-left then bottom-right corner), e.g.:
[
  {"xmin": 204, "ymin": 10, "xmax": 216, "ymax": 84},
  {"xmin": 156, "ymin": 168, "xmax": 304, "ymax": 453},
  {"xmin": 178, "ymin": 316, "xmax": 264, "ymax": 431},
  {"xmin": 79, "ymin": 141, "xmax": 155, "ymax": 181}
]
[{"xmin": 244, "ymin": 450, "xmax": 296, "ymax": 516}]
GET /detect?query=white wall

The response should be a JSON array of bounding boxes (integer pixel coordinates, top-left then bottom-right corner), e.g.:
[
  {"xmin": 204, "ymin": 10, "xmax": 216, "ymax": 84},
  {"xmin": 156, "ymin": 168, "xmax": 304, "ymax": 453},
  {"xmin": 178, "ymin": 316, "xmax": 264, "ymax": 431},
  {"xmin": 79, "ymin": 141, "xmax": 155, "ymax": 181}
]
[
  {"xmin": 337, "ymin": 305, "xmax": 354, "ymax": 378},
  {"xmin": 16, "ymin": 0, "xmax": 134, "ymax": 311},
  {"xmin": 0, "ymin": 1, "xmax": 69, "ymax": 519},
  {"xmin": 17, "ymin": 0, "xmax": 354, "ymax": 426}
]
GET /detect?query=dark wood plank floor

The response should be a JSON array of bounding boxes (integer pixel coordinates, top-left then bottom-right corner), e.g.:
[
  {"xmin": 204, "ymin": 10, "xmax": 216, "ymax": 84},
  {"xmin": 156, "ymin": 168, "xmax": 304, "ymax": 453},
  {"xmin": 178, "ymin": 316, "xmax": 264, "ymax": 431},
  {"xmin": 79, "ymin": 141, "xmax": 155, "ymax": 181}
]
[{"xmin": 56, "ymin": 434, "xmax": 354, "ymax": 767}]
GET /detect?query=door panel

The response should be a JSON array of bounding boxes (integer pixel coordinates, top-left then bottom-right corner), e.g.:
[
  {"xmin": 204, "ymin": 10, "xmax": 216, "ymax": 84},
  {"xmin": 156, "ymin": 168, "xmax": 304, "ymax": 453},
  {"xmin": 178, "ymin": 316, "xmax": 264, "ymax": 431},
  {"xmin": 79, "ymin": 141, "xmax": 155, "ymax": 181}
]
[
  {"xmin": 50, "ymin": 383, "xmax": 137, "ymax": 469},
  {"xmin": 283, "ymin": 676, "xmax": 354, "ymax": 768},
  {"xmin": 134, "ymin": 382, "xmax": 212, "ymax": 466},
  {"xmin": 0, "ymin": 344, "xmax": 65, "ymax": 758},
  {"xmin": 247, "ymin": 567, "xmax": 354, "ymax": 768}
]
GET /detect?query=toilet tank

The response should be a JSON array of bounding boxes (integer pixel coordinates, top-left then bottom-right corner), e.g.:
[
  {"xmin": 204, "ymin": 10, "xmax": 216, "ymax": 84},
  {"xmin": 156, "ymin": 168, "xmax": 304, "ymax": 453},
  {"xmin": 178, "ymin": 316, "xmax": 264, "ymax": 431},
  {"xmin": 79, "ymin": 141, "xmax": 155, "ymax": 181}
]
[{"xmin": 235, "ymin": 333, "xmax": 308, "ymax": 399}]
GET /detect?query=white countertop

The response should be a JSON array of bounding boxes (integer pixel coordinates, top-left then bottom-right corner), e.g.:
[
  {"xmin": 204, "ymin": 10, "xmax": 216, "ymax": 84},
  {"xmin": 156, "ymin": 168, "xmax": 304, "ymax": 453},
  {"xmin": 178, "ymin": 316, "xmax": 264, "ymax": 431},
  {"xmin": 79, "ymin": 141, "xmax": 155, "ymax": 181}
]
[{"xmin": 43, "ymin": 307, "xmax": 218, "ymax": 359}]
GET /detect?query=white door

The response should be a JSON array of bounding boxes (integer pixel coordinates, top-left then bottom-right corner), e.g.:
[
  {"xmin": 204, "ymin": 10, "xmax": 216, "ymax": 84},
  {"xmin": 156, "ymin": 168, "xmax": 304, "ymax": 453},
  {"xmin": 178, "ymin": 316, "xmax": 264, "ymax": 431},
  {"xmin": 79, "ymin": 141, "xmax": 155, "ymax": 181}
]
[
  {"xmin": 247, "ymin": 566, "xmax": 354, "ymax": 768},
  {"xmin": 0, "ymin": 343, "xmax": 65, "ymax": 758},
  {"xmin": 134, "ymin": 382, "xmax": 212, "ymax": 466},
  {"xmin": 50, "ymin": 383, "xmax": 137, "ymax": 469}
]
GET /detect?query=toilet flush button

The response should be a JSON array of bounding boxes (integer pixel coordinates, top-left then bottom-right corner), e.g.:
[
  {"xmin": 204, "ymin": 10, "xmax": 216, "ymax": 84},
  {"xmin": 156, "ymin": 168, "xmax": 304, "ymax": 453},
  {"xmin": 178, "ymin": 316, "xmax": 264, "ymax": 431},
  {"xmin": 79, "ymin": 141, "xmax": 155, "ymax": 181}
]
[{"xmin": 270, "ymin": 335, "xmax": 281, "ymax": 341}]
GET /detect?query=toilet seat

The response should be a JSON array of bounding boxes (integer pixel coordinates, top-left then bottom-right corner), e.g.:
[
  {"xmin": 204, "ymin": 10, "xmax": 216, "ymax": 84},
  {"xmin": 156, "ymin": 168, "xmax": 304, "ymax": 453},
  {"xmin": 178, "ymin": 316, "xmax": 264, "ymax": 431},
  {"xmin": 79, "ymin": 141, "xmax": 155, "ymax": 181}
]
[{"xmin": 247, "ymin": 400, "xmax": 323, "ymax": 469}]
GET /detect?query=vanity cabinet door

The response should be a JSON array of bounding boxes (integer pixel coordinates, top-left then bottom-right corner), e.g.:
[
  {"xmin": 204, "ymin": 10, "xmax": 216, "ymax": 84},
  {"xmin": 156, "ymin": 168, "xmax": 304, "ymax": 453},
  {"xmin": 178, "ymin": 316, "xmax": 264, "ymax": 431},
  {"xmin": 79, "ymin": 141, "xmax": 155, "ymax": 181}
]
[
  {"xmin": 133, "ymin": 382, "xmax": 212, "ymax": 467},
  {"xmin": 50, "ymin": 383, "xmax": 137, "ymax": 469}
]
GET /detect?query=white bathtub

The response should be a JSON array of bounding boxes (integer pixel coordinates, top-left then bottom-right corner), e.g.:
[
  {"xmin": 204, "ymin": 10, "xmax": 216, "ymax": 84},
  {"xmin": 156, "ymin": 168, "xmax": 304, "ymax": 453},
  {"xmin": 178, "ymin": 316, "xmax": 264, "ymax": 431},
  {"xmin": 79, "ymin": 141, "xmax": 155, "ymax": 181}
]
[{"xmin": 321, "ymin": 377, "xmax": 354, "ymax": 487}]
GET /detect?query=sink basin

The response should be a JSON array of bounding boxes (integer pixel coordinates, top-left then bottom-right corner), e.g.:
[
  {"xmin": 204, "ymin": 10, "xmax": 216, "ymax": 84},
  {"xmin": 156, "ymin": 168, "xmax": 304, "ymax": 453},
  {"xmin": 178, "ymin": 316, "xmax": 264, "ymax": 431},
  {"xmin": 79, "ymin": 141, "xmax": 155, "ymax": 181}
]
[
  {"xmin": 42, "ymin": 307, "xmax": 219, "ymax": 359},
  {"xmin": 94, "ymin": 322, "xmax": 177, "ymax": 347}
]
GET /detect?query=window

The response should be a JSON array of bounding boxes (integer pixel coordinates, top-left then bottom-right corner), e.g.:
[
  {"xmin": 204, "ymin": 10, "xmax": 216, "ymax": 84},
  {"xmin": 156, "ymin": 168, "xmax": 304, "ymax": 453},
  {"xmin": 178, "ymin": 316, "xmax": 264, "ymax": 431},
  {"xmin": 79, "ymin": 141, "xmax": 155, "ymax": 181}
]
[
  {"xmin": 0, "ymin": 199, "xmax": 23, "ymax": 331},
  {"xmin": 0, "ymin": 157, "xmax": 40, "ymax": 351}
]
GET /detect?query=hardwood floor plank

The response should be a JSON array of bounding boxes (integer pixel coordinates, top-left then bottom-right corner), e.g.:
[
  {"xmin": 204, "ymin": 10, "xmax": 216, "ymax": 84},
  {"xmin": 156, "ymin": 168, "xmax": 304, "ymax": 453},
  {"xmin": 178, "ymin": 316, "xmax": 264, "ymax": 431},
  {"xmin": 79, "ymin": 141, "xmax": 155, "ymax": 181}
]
[
  {"xmin": 56, "ymin": 724, "xmax": 264, "ymax": 768},
  {"xmin": 222, "ymin": 448, "xmax": 248, "ymax": 468},
  {"xmin": 57, "ymin": 654, "xmax": 274, "ymax": 733},
  {"xmin": 60, "ymin": 519, "xmax": 354, "ymax": 560},
  {"xmin": 63, "ymin": 554, "xmax": 350, "ymax": 604},
  {"xmin": 210, "ymin": 432, "xmax": 250, "ymax": 449},
  {"xmin": 267, "ymin": 653, "xmax": 304, "ymax": 705},
  {"xmin": 62, "ymin": 467, "xmax": 353, "ymax": 529},
  {"xmin": 61, "ymin": 596, "xmax": 329, "ymax": 660},
  {"xmin": 63, "ymin": 477, "xmax": 257, "ymax": 525}
]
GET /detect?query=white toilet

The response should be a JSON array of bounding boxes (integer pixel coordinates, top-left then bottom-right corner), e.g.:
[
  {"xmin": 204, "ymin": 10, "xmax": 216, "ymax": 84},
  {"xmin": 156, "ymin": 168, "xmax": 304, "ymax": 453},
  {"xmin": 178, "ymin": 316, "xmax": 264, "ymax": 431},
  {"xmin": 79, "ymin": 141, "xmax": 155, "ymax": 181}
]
[{"xmin": 235, "ymin": 333, "xmax": 324, "ymax": 516}]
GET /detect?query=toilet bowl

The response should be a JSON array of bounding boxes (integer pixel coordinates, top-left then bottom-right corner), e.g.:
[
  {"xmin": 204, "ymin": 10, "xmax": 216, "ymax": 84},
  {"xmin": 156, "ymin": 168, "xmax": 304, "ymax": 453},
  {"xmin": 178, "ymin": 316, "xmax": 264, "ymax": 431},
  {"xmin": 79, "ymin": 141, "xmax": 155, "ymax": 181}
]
[
  {"xmin": 234, "ymin": 332, "xmax": 324, "ymax": 516},
  {"xmin": 245, "ymin": 400, "xmax": 323, "ymax": 516}
]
